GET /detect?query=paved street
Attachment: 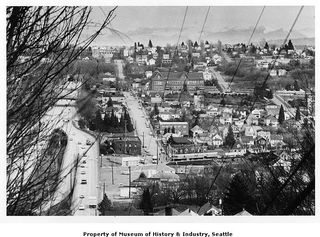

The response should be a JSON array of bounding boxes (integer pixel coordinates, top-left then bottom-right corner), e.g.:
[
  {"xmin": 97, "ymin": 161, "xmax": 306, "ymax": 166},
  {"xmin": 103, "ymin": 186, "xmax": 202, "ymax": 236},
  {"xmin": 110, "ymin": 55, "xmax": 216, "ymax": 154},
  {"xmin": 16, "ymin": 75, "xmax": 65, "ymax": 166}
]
[
  {"xmin": 123, "ymin": 91, "xmax": 166, "ymax": 164},
  {"xmin": 42, "ymin": 82, "xmax": 99, "ymax": 215},
  {"xmin": 212, "ymin": 68, "xmax": 229, "ymax": 93},
  {"xmin": 115, "ymin": 59, "xmax": 125, "ymax": 80}
]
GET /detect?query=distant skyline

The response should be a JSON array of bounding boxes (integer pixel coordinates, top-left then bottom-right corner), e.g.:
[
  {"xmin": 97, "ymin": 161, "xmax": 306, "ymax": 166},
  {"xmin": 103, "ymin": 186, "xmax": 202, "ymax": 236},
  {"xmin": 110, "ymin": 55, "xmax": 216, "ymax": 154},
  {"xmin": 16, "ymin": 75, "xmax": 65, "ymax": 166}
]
[{"xmin": 86, "ymin": 6, "xmax": 315, "ymax": 46}]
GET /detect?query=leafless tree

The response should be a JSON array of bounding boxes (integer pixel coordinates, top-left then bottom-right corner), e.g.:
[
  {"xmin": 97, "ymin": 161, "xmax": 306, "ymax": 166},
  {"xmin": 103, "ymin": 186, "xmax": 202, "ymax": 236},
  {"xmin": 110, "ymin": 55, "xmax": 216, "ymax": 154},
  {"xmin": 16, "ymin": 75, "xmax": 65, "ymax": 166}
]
[{"xmin": 6, "ymin": 6, "xmax": 117, "ymax": 215}]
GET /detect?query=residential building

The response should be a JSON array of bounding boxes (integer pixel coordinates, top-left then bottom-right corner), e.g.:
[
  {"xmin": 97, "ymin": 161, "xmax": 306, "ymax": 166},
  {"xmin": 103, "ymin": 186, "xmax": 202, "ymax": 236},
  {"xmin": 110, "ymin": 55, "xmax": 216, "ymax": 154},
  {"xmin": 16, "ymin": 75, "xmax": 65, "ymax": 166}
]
[{"xmin": 159, "ymin": 121, "xmax": 189, "ymax": 135}]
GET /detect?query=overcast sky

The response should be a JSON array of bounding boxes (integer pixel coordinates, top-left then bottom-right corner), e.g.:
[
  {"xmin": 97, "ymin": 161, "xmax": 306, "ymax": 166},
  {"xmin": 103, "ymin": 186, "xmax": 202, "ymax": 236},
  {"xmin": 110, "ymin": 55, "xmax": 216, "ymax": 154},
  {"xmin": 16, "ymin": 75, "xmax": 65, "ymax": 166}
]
[{"xmin": 88, "ymin": 6, "xmax": 315, "ymax": 46}]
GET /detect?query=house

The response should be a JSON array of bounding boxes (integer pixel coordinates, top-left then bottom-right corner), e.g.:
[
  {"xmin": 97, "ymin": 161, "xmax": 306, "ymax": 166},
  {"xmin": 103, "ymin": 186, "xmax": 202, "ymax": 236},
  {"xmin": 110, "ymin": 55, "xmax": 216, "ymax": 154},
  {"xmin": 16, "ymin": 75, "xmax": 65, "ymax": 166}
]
[
  {"xmin": 210, "ymin": 133, "xmax": 223, "ymax": 147},
  {"xmin": 145, "ymin": 70, "xmax": 153, "ymax": 78},
  {"xmin": 244, "ymin": 125, "xmax": 261, "ymax": 138},
  {"xmin": 162, "ymin": 53, "xmax": 172, "ymax": 64},
  {"xmin": 127, "ymin": 56, "xmax": 134, "ymax": 63},
  {"xmin": 192, "ymin": 52, "xmax": 200, "ymax": 58},
  {"xmin": 273, "ymin": 150, "xmax": 292, "ymax": 172},
  {"xmin": 270, "ymin": 134, "xmax": 284, "ymax": 147},
  {"xmin": 240, "ymin": 136, "xmax": 255, "ymax": 147},
  {"xmin": 219, "ymin": 112, "xmax": 232, "ymax": 125},
  {"xmin": 255, "ymin": 136, "xmax": 268, "ymax": 148},
  {"xmin": 191, "ymin": 125, "xmax": 206, "ymax": 136},
  {"xmin": 251, "ymin": 108, "xmax": 261, "ymax": 119},
  {"xmin": 257, "ymin": 130, "xmax": 271, "ymax": 140},
  {"xmin": 270, "ymin": 69, "xmax": 277, "ymax": 76},
  {"xmin": 233, "ymin": 118, "xmax": 245, "ymax": 128},
  {"xmin": 278, "ymin": 69, "xmax": 287, "ymax": 76},
  {"xmin": 264, "ymin": 115, "xmax": 279, "ymax": 127},
  {"xmin": 202, "ymin": 70, "xmax": 212, "ymax": 81},
  {"xmin": 159, "ymin": 121, "xmax": 189, "ymax": 135},
  {"xmin": 197, "ymin": 202, "xmax": 222, "ymax": 216},
  {"xmin": 147, "ymin": 58, "xmax": 156, "ymax": 66},
  {"xmin": 234, "ymin": 209, "xmax": 253, "ymax": 216}
]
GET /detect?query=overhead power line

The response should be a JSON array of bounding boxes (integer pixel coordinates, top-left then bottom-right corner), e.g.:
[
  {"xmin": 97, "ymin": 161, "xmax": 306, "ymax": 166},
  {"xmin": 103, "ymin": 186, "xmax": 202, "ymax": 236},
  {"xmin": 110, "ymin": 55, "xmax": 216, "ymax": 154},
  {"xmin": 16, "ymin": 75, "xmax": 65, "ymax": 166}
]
[
  {"xmin": 161, "ymin": 6, "xmax": 189, "ymax": 102},
  {"xmin": 227, "ymin": 6, "xmax": 265, "ymax": 91}
]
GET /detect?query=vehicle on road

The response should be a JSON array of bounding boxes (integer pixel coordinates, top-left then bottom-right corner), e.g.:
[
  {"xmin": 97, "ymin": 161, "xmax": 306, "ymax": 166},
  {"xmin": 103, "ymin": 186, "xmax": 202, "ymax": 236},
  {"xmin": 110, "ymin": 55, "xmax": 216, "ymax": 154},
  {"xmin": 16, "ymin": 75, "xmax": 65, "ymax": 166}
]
[
  {"xmin": 152, "ymin": 156, "xmax": 158, "ymax": 164},
  {"xmin": 88, "ymin": 197, "xmax": 97, "ymax": 209},
  {"xmin": 79, "ymin": 204, "xmax": 85, "ymax": 210},
  {"xmin": 80, "ymin": 170, "xmax": 86, "ymax": 175},
  {"xmin": 79, "ymin": 195, "xmax": 84, "ymax": 199},
  {"xmin": 80, "ymin": 179, "xmax": 87, "ymax": 184},
  {"xmin": 86, "ymin": 139, "xmax": 92, "ymax": 145},
  {"xmin": 121, "ymin": 170, "xmax": 130, "ymax": 175}
]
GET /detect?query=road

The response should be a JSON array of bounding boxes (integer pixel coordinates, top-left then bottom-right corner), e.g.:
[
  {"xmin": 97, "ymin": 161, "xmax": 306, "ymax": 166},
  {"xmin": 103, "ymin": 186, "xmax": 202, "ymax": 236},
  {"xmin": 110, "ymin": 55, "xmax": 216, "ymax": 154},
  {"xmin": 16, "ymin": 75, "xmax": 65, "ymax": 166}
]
[
  {"xmin": 42, "ymin": 82, "xmax": 100, "ymax": 215},
  {"xmin": 211, "ymin": 68, "xmax": 229, "ymax": 93},
  {"xmin": 123, "ymin": 91, "xmax": 166, "ymax": 164},
  {"xmin": 272, "ymin": 93, "xmax": 295, "ymax": 118},
  {"xmin": 221, "ymin": 50, "xmax": 232, "ymax": 63},
  {"xmin": 115, "ymin": 59, "xmax": 125, "ymax": 80}
]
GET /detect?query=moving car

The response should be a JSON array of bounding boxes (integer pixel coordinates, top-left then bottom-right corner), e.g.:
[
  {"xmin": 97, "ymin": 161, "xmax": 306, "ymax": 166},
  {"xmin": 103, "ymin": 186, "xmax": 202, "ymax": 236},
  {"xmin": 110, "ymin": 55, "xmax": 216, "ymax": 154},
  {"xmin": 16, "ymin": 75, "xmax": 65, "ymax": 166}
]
[
  {"xmin": 80, "ymin": 179, "xmax": 87, "ymax": 184},
  {"xmin": 79, "ymin": 205, "xmax": 85, "ymax": 210}
]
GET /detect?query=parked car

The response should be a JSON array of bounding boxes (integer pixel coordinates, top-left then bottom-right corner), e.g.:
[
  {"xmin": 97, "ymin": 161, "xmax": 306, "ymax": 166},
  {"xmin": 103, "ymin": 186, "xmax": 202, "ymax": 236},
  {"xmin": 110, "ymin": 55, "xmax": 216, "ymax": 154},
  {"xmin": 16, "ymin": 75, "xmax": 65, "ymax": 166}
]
[
  {"xmin": 78, "ymin": 205, "xmax": 85, "ymax": 210},
  {"xmin": 80, "ymin": 179, "xmax": 87, "ymax": 184}
]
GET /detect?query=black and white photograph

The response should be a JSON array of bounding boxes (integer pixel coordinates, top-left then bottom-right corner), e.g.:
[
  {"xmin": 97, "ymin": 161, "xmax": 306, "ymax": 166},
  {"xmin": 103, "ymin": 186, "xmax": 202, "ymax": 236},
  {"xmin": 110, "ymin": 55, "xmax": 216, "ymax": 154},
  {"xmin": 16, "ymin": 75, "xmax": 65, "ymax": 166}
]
[{"xmin": 4, "ymin": 1, "xmax": 316, "ymax": 223}]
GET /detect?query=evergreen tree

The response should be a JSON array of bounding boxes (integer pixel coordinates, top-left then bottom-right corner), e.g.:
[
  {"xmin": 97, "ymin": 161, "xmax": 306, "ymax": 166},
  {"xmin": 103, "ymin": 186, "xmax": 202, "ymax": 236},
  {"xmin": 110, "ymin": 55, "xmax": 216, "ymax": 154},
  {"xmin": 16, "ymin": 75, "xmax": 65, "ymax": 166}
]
[
  {"xmin": 88, "ymin": 119, "xmax": 96, "ymax": 131},
  {"xmin": 123, "ymin": 109, "xmax": 134, "ymax": 132},
  {"xmin": 163, "ymin": 128, "xmax": 168, "ymax": 134},
  {"xmin": 183, "ymin": 81, "xmax": 188, "ymax": 92},
  {"xmin": 225, "ymin": 125, "xmax": 236, "ymax": 148},
  {"xmin": 181, "ymin": 42, "xmax": 185, "ymax": 46},
  {"xmin": 95, "ymin": 109, "xmax": 103, "ymax": 131},
  {"xmin": 154, "ymin": 103, "xmax": 159, "ymax": 115},
  {"xmin": 194, "ymin": 41, "xmax": 199, "ymax": 48},
  {"xmin": 295, "ymin": 106, "xmax": 301, "ymax": 121},
  {"xmin": 220, "ymin": 98, "xmax": 226, "ymax": 107},
  {"xmin": 167, "ymin": 127, "xmax": 171, "ymax": 133},
  {"xmin": 223, "ymin": 174, "xmax": 256, "ymax": 215},
  {"xmin": 110, "ymin": 109, "xmax": 118, "ymax": 128},
  {"xmin": 119, "ymin": 113, "xmax": 126, "ymax": 132},
  {"xmin": 107, "ymin": 97, "xmax": 113, "ymax": 107},
  {"xmin": 139, "ymin": 189, "xmax": 153, "ymax": 215},
  {"xmin": 294, "ymin": 80, "xmax": 300, "ymax": 91},
  {"xmin": 205, "ymin": 40, "xmax": 209, "ymax": 45},
  {"xmin": 98, "ymin": 194, "xmax": 111, "ymax": 215},
  {"xmin": 167, "ymin": 134, "xmax": 174, "ymax": 144},
  {"xmin": 287, "ymin": 39, "xmax": 294, "ymax": 50},
  {"xmin": 171, "ymin": 126, "xmax": 175, "ymax": 134},
  {"xmin": 148, "ymin": 39, "xmax": 153, "ymax": 48},
  {"xmin": 103, "ymin": 112, "xmax": 110, "ymax": 132},
  {"xmin": 264, "ymin": 42, "xmax": 269, "ymax": 49},
  {"xmin": 126, "ymin": 118, "xmax": 134, "ymax": 132},
  {"xmin": 278, "ymin": 105, "xmax": 285, "ymax": 124}
]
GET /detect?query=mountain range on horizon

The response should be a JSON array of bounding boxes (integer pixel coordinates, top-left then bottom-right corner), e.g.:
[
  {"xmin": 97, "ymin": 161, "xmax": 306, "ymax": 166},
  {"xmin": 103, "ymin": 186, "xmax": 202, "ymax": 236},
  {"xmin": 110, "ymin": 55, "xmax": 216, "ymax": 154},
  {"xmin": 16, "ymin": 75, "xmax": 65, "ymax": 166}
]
[{"xmin": 92, "ymin": 25, "xmax": 315, "ymax": 47}]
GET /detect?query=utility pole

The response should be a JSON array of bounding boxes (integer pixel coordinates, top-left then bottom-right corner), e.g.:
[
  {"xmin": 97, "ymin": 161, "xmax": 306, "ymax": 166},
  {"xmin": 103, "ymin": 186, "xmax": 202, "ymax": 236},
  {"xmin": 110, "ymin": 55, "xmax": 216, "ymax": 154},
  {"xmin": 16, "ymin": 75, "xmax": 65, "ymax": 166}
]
[
  {"xmin": 124, "ymin": 120, "xmax": 127, "ymax": 154},
  {"xmin": 111, "ymin": 161, "xmax": 114, "ymax": 185},
  {"xmin": 99, "ymin": 135, "xmax": 102, "ymax": 168},
  {"xmin": 128, "ymin": 166, "xmax": 131, "ymax": 199},
  {"xmin": 143, "ymin": 132, "xmax": 145, "ymax": 148},
  {"xmin": 157, "ymin": 140, "xmax": 159, "ymax": 165}
]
